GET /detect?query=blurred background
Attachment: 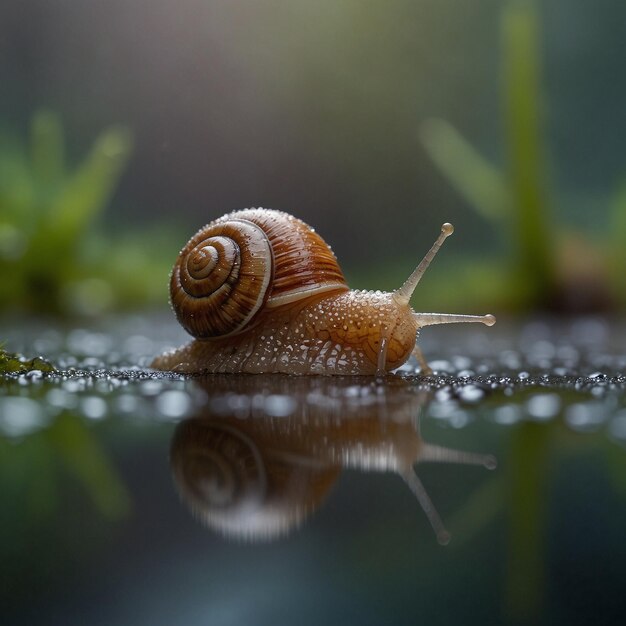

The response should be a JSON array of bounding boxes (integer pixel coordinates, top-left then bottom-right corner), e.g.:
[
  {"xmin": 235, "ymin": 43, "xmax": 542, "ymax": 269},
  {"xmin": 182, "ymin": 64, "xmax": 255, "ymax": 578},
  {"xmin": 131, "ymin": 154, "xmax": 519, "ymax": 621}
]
[
  {"xmin": 2, "ymin": 0, "xmax": 626, "ymax": 318},
  {"xmin": 3, "ymin": 3, "xmax": 626, "ymax": 625}
]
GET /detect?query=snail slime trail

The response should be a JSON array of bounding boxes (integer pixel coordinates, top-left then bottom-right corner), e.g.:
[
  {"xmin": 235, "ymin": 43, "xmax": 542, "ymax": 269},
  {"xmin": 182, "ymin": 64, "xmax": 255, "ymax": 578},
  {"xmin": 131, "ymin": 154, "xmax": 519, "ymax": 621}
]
[{"xmin": 151, "ymin": 208, "xmax": 495, "ymax": 375}]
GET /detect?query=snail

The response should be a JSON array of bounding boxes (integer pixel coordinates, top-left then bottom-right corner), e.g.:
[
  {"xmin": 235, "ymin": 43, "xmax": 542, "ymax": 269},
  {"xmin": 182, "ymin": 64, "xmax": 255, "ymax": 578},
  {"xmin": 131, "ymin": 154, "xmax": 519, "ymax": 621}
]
[
  {"xmin": 152, "ymin": 208, "xmax": 495, "ymax": 375},
  {"xmin": 169, "ymin": 376, "xmax": 496, "ymax": 543}
]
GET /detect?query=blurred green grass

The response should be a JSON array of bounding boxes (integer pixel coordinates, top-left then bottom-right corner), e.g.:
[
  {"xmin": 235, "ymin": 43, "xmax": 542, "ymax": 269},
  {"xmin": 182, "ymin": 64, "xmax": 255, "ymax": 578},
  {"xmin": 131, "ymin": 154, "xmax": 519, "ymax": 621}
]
[
  {"xmin": 0, "ymin": 111, "xmax": 175, "ymax": 317},
  {"xmin": 2, "ymin": 1, "xmax": 625, "ymax": 320},
  {"xmin": 418, "ymin": 0, "xmax": 626, "ymax": 314}
]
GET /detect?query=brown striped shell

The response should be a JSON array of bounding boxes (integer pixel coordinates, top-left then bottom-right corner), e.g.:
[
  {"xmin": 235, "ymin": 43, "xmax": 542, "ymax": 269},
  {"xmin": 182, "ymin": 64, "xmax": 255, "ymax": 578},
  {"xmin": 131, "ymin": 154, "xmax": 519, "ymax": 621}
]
[{"xmin": 170, "ymin": 208, "xmax": 349, "ymax": 339}]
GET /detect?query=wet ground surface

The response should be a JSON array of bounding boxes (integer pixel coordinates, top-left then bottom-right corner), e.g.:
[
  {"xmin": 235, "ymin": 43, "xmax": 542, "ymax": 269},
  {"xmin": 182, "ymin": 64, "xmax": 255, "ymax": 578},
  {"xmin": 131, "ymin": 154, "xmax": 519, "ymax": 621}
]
[
  {"xmin": 2, "ymin": 314, "xmax": 626, "ymax": 625},
  {"xmin": 3, "ymin": 314, "xmax": 626, "ymax": 439}
]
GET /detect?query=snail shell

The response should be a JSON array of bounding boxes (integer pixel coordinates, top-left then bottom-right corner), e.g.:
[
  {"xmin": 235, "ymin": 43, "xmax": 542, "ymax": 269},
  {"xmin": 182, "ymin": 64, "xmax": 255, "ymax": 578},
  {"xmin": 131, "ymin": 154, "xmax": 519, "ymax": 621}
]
[{"xmin": 171, "ymin": 209, "xmax": 348, "ymax": 338}]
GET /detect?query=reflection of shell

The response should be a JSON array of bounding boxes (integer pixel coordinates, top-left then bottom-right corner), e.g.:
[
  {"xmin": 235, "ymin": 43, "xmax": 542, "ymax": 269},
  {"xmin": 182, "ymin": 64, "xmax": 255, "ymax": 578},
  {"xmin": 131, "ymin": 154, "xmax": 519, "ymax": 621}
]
[
  {"xmin": 171, "ymin": 417, "xmax": 339, "ymax": 540},
  {"xmin": 171, "ymin": 419, "xmax": 267, "ymax": 515}
]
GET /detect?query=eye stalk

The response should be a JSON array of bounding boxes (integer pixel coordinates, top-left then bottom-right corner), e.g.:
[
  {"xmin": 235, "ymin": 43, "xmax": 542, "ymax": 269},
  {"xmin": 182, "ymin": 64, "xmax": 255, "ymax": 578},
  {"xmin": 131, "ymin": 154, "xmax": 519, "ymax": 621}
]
[
  {"xmin": 394, "ymin": 223, "xmax": 455, "ymax": 306},
  {"xmin": 393, "ymin": 222, "xmax": 496, "ymax": 329},
  {"xmin": 413, "ymin": 312, "xmax": 496, "ymax": 328}
]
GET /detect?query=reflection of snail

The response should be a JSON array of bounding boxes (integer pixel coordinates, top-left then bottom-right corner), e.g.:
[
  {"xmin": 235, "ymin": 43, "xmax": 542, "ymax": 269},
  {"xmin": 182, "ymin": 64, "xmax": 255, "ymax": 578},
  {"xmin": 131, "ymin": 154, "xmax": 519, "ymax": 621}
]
[
  {"xmin": 170, "ymin": 377, "xmax": 495, "ymax": 543},
  {"xmin": 171, "ymin": 418, "xmax": 340, "ymax": 540},
  {"xmin": 153, "ymin": 208, "xmax": 495, "ymax": 375}
]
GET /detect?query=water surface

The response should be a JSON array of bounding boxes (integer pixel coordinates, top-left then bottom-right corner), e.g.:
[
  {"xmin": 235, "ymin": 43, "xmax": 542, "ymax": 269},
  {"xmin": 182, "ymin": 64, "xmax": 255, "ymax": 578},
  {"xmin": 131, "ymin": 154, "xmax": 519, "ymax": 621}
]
[{"xmin": 2, "ymin": 315, "xmax": 626, "ymax": 625}]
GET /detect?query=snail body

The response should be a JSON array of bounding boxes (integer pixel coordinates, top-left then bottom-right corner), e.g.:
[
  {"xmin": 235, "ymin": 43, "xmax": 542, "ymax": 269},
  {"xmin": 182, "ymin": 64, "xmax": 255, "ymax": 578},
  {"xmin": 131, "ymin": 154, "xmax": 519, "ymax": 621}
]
[{"xmin": 152, "ymin": 208, "xmax": 495, "ymax": 375}]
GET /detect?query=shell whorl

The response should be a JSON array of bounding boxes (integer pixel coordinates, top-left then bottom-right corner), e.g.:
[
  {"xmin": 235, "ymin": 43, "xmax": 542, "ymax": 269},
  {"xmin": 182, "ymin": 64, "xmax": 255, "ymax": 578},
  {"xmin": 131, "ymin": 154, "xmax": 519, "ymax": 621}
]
[
  {"xmin": 215, "ymin": 208, "xmax": 348, "ymax": 307},
  {"xmin": 171, "ymin": 208, "xmax": 349, "ymax": 339},
  {"xmin": 170, "ymin": 416, "xmax": 340, "ymax": 540},
  {"xmin": 171, "ymin": 219, "xmax": 273, "ymax": 338},
  {"xmin": 171, "ymin": 420, "xmax": 268, "ymax": 516}
]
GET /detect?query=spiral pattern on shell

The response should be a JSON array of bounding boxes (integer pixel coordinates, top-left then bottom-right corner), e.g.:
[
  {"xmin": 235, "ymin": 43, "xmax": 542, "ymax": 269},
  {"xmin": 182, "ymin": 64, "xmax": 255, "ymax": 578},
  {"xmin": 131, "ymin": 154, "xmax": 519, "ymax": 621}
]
[
  {"xmin": 171, "ymin": 419, "xmax": 267, "ymax": 516},
  {"xmin": 170, "ymin": 414, "xmax": 341, "ymax": 539},
  {"xmin": 171, "ymin": 219, "xmax": 273, "ymax": 338}
]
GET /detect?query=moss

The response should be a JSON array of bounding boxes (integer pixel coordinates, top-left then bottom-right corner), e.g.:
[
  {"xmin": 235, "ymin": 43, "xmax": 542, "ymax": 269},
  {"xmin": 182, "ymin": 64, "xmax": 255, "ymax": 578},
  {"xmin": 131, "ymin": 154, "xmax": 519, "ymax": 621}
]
[{"xmin": 0, "ymin": 348, "xmax": 55, "ymax": 374}]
